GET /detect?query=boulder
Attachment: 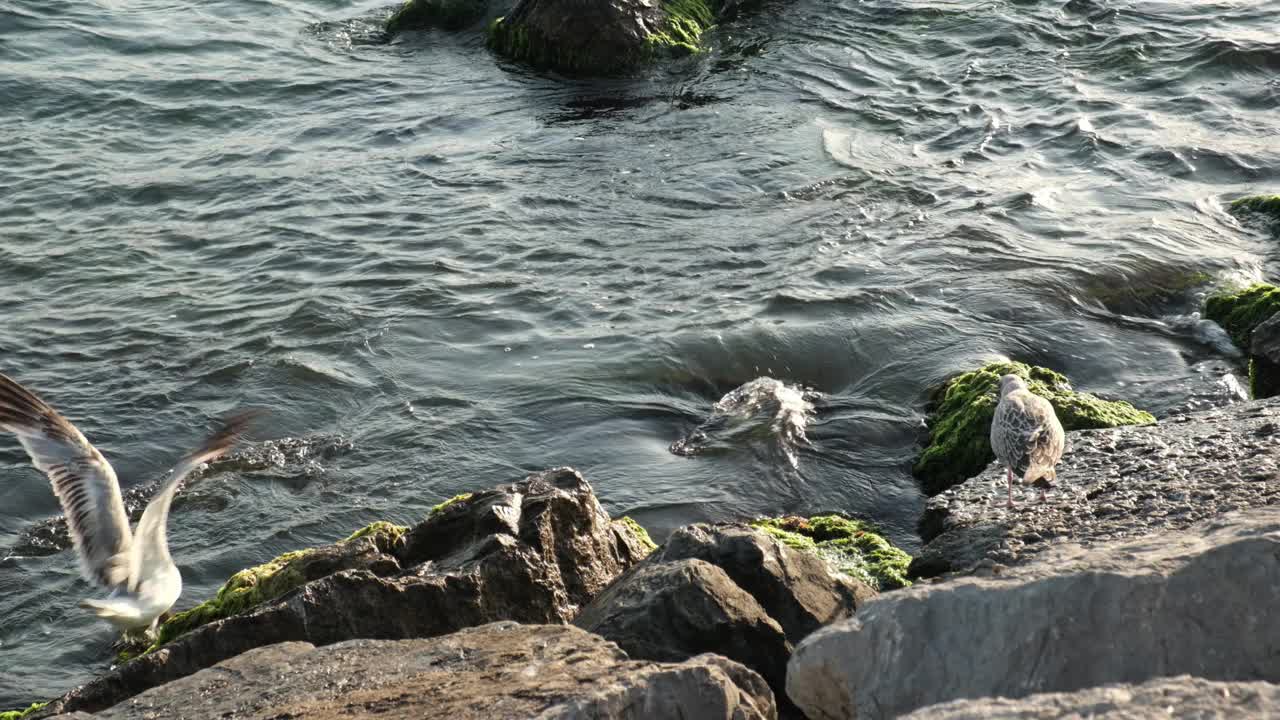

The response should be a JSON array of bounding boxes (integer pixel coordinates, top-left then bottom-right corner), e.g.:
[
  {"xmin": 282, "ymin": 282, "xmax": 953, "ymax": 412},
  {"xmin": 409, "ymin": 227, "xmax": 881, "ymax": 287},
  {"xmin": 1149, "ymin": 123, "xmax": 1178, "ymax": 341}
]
[
  {"xmin": 1230, "ymin": 194, "xmax": 1280, "ymax": 231},
  {"xmin": 787, "ymin": 507, "xmax": 1280, "ymax": 720},
  {"xmin": 55, "ymin": 623, "xmax": 776, "ymax": 719},
  {"xmin": 1205, "ymin": 283, "xmax": 1280, "ymax": 399},
  {"xmin": 34, "ymin": 468, "xmax": 653, "ymax": 717},
  {"xmin": 574, "ymin": 559, "xmax": 791, "ymax": 693},
  {"xmin": 899, "ymin": 676, "xmax": 1280, "ymax": 720},
  {"xmin": 911, "ymin": 397, "xmax": 1280, "ymax": 578},
  {"xmin": 576, "ymin": 523, "xmax": 875, "ymax": 715},
  {"xmin": 913, "ymin": 361, "xmax": 1155, "ymax": 495},
  {"xmin": 485, "ymin": 0, "xmax": 720, "ymax": 74}
]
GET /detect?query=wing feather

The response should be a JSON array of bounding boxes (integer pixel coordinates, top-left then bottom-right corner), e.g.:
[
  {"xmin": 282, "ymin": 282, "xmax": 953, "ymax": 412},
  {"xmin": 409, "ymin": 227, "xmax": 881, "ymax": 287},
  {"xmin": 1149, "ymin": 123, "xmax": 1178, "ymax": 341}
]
[
  {"xmin": 0, "ymin": 372, "xmax": 132, "ymax": 589},
  {"xmin": 131, "ymin": 410, "xmax": 262, "ymax": 589}
]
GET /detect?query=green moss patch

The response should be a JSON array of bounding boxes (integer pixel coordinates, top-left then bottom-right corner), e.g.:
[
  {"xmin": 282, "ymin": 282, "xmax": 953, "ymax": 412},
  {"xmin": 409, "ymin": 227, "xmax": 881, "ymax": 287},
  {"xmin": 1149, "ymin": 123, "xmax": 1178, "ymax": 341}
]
[
  {"xmin": 616, "ymin": 516, "xmax": 657, "ymax": 553},
  {"xmin": 1230, "ymin": 195, "xmax": 1280, "ymax": 231},
  {"xmin": 913, "ymin": 361, "xmax": 1155, "ymax": 495},
  {"xmin": 0, "ymin": 703, "xmax": 47, "ymax": 720},
  {"xmin": 430, "ymin": 492, "xmax": 473, "ymax": 516},
  {"xmin": 1205, "ymin": 283, "xmax": 1280, "ymax": 399},
  {"xmin": 751, "ymin": 515, "xmax": 911, "ymax": 592},
  {"xmin": 343, "ymin": 520, "xmax": 409, "ymax": 549},
  {"xmin": 644, "ymin": 0, "xmax": 715, "ymax": 55}
]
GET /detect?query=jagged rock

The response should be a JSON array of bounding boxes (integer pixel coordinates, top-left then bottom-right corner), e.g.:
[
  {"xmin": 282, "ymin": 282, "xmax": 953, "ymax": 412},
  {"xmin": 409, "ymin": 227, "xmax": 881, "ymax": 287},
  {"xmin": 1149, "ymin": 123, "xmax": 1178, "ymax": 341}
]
[
  {"xmin": 1206, "ymin": 283, "xmax": 1280, "ymax": 399},
  {"xmin": 52, "ymin": 623, "xmax": 776, "ymax": 719},
  {"xmin": 575, "ymin": 558, "xmax": 791, "ymax": 695},
  {"xmin": 33, "ymin": 468, "xmax": 652, "ymax": 717},
  {"xmin": 911, "ymin": 398, "xmax": 1280, "ymax": 579},
  {"xmin": 1252, "ymin": 312, "xmax": 1280, "ymax": 365},
  {"xmin": 576, "ymin": 523, "xmax": 874, "ymax": 715},
  {"xmin": 787, "ymin": 508, "xmax": 1280, "ymax": 720},
  {"xmin": 899, "ymin": 676, "xmax": 1280, "ymax": 719}
]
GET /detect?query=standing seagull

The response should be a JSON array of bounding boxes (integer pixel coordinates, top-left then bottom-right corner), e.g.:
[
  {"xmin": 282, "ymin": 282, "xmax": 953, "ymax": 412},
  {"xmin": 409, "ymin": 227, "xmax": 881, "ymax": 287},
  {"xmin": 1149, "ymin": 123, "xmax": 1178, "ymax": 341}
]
[
  {"xmin": 0, "ymin": 372, "xmax": 256, "ymax": 641},
  {"xmin": 990, "ymin": 374, "xmax": 1065, "ymax": 508}
]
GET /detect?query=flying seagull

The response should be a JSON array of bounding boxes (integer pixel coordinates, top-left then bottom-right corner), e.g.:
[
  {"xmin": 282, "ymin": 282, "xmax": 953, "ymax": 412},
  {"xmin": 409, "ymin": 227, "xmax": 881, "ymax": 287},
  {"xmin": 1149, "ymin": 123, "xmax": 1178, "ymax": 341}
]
[
  {"xmin": 0, "ymin": 372, "xmax": 256, "ymax": 640},
  {"xmin": 990, "ymin": 374, "xmax": 1065, "ymax": 508}
]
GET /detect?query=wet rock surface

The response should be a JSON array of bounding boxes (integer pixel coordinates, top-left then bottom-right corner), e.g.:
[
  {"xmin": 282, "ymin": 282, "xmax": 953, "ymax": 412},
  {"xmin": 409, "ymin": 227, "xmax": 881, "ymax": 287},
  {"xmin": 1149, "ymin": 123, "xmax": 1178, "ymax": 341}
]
[
  {"xmin": 575, "ymin": 523, "xmax": 873, "ymax": 717},
  {"xmin": 33, "ymin": 468, "xmax": 652, "ymax": 717},
  {"xmin": 787, "ymin": 507, "xmax": 1280, "ymax": 720},
  {"xmin": 9, "ymin": 435, "xmax": 353, "ymax": 557},
  {"xmin": 53, "ymin": 623, "xmax": 776, "ymax": 720},
  {"xmin": 899, "ymin": 676, "xmax": 1280, "ymax": 720},
  {"xmin": 912, "ymin": 397, "xmax": 1280, "ymax": 578}
]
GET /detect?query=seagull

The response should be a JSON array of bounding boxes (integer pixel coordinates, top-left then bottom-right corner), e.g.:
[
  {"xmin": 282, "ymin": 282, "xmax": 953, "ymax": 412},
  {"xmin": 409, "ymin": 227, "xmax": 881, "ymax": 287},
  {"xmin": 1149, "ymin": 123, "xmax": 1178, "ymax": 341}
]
[
  {"xmin": 0, "ymin": 371, "xmax": 256, "ymax": 641},
  {"xmin": 990, "ymin": 374, "xmax": 1065, "ymax": 508}
]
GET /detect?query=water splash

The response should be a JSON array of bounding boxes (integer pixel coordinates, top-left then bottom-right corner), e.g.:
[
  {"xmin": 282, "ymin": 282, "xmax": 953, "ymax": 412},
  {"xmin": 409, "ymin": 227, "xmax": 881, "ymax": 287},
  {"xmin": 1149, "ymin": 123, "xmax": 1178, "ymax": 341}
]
[
  {"xmin": 670, "ymin": 377, "xmax": 820, "ymax": 470},
  {"xmin": 8, "ymin": 434, "xmax": 354, "ymax": 558}
]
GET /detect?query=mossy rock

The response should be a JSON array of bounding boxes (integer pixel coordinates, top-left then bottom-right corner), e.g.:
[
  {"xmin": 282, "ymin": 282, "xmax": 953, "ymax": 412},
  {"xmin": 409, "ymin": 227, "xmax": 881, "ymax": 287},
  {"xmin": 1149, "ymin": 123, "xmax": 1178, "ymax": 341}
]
[
  {"xmin": 124, "ymin": 519, "xmax": 408, "ymax": 662},
  {"xmin": 385, "ymin": 0, "xmax": 490, "ymax": 34},
  {"xmin": 750, "ymin": 515, "xmax": 911, "ymax": 592},
  {"xmin": 1204, "ymin": 283, "xmax": 1280, "ymax": 399},
  {"xmin": 486, "ymin": 0, "xmax": 716, "ymax": 74},
  {"xmin": 430, "ymin": 492, "xmax": 473, "ymax": 515},
  {"xmin": 0, "ymin": 703, "xmax": 46, "ymax": 720},
  {"xmin": 913, "ymin": 361, "xmax": 1155, "ymax": 495},
  {"xmin": 616, "ymin": 516, "xmax": 657, "ymax": 553},
  {"xmin": 1229, "ymin": 195, "xmax": 1280, "ymax": 233}
]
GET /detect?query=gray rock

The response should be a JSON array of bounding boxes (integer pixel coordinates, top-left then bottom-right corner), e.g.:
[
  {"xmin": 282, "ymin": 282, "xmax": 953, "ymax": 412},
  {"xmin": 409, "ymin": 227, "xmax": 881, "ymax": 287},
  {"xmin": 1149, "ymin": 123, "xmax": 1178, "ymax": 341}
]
[
  {"xmin": 787, "ymin": 507, "xmax": 1280, "ymax": 720},
  {"xmin": 1251, "ymin": 312, "xmax": 1280, "ymax": 365},
  {"xmin": 899, "ymin": 676, "xmax": 1280, "ymax": 719},
  {"xmin": 654, "ymin": 523, "xmax": 875, "ymax": 643},
  {"xmin": 63, "ymin": 622, "xmax": 776, "ymax": 720},
  {"xmin": 913, "ymin": 397, "xmax": 1280, "ymax": 578},
  {"xmin": 575, "ymin": 558, "xmax": 792, "ymax": 695},
  {"xmin": 33, "ymin": 468, "xmax": 653, "ymax": 718}
]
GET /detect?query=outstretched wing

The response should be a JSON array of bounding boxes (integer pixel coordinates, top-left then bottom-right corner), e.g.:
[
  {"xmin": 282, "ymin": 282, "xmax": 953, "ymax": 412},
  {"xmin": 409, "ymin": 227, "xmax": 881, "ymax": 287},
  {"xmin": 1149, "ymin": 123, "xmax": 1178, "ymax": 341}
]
[
  {"xmin": 0, "ymin": 372, "xmax": 132, "ymax": 589},
  {"xmin": 131, "ymin": 410, "xmax": 261, "ymax": 589}
]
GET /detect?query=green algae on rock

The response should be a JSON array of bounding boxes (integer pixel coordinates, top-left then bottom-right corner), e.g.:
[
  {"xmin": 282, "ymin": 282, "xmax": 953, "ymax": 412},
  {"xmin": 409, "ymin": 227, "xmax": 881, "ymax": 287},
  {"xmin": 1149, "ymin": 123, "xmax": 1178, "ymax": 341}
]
[
  {"xmin": 1229, "ymin": 195, "xmax": 1280, "ymax": 231},
  {"xmin": 750, "ymin": 515, "xmax": 911, "ymax": 591},
  {"xmin": 616, "ymin": 516, "xmax": 657, "ymax": 554},
  {"xmin": 914, "ymin": 361, "xmax": 1155, "ymax": 495},
  {"xmin": 0, "ymin": 702, "xmax": 46, "ymax": 720},
  {"xmin": 430, "ymin": 492, "xmax": 473, "ymax": 516},
  {"xmin": 486, "ymin": 0, "xmax": 716, "ymax": 74},
  {"xmin": 1204, "ymin": 283, "xmax": 1280, "ymax": 399}
]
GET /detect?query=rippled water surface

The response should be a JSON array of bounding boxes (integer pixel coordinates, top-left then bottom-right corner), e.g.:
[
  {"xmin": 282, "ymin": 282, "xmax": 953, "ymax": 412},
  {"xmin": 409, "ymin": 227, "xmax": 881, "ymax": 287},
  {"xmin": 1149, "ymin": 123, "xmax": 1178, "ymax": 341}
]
[{"xmin": 2, "ymin": 0, "xmax": 1278, "ymax": 703}]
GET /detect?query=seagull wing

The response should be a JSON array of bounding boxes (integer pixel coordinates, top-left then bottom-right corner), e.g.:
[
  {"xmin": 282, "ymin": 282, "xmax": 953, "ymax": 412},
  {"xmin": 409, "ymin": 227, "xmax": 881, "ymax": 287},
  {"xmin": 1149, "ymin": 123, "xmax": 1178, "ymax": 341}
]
[
  {"xmin": 130, "ymin": 410, "xmax": 261, "ymax": 590},
  {"xmin": 0, "ymin": 372, "xmax": 132, "ymax": 589}
]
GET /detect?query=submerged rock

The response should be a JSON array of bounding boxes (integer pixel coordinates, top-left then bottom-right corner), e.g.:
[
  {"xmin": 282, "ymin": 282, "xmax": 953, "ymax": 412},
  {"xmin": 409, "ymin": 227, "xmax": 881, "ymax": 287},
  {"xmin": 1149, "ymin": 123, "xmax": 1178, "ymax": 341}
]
[
  {"xmin": 385, "ymin": 0, "xmax": 494, "ymax": 34},
  {"xmin": 1230, "ymin": 194, "xmax": 1280, "ymax": 232},
  {"xmin": 1205, "ymin": 283, "xmax": 1280, "ymax": 399},
  {"xmin": 913, "ymin": 361, "xmax": 1155, "ymax": 495},
  {"xmin": 60, "ymin": 623, "xmax": 776, "ymax": 719},
  {"xmin": 486, "ymin": 0, "xmax": 721, "ymax": 74},
  {"xmin": 900, "ymin": 676, "xmax": 1280, "ymax": 720},
  {"xmin": 787, "ymin": 506, "xmax": 1280, "ymax": 720},
  {"xmin": 912, "ymin": 397, "xmax": 1280, "ymax": 578},
  {"xmin": 575, "ymin": 523, "xmax": 874, "ymax": 715},
  {"xmin": 35, "ymin": 468, "xmax": 653, "ymax": 717}
]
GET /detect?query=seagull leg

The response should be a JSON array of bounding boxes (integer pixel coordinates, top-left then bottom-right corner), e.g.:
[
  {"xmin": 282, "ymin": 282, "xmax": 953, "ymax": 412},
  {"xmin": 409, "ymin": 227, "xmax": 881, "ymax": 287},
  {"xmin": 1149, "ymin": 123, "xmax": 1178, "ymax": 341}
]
[
  {"xmin": 1006, "ymin": 468, "xmax": 1015, "ymax": 508},
  {"xmin": 1039, "ymin": 487, "xmax": 1048, "ymax": 503}
]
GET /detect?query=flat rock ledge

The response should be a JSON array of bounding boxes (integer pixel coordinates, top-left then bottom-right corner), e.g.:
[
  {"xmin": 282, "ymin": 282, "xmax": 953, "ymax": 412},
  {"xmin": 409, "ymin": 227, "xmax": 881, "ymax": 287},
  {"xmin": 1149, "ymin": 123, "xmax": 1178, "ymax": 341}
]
[
  {"xmin": 912, "ymin": 397, "xmax": 1280, "ymax": 579},
  {"xmin": 787, "ymin": 506, "xmax": 1280, "ymax": 720},
  {"xmin": 51, "ymin": 622, "xmax": 776, "ymax": 720},
  {"xmin": 899, "ymin": 675, "xmax": 1280, "ymax": 719}
]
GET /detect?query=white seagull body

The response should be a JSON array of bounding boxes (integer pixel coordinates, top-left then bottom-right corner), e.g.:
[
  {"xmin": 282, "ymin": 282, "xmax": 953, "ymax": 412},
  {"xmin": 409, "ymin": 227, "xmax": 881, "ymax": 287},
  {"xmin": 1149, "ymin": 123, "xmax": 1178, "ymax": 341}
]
[
  {"xmin": 990, "ymin": 374, "xmax": 1065, "ymax": 508},
  {"xmin": 0, "ymin": 372, "xmax": 255, "ymax": 639}
]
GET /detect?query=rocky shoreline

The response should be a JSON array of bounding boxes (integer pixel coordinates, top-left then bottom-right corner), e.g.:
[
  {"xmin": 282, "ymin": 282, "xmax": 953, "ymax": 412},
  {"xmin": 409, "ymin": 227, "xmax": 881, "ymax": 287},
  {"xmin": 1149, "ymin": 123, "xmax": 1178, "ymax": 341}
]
[{"xmin": 4, "ymin": 388, "xmax": 1278, "ymax": 719}]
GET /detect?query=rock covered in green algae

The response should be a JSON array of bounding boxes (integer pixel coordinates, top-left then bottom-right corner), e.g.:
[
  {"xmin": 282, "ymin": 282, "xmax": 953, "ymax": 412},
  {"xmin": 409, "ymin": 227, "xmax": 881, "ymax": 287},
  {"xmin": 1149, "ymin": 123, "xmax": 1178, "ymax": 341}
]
[
  {"xmin": 485, "ymin": 0, "xmax": 717, "ymax": 74},
  {"xmin": 1205, "ymin": 283, "xmax": 1280, "ymax": 399},
  {"xmin": 913, "ymin": 361, "xmax": 1155, "ymax": 495},
  {"xmin": 750, "ymin": 515, "xmax": 911, "ymax": 591},
  {"xmin": 0, "ymin": 703, "xmax": 46, "ymax": 720},
  {"xmin": 1230, "ymin": 195, "xmax": 1280, "ymax": 231},
  {"xmin": 128, "ymin": 520, "xmax": 406, "ymax": 660}
]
